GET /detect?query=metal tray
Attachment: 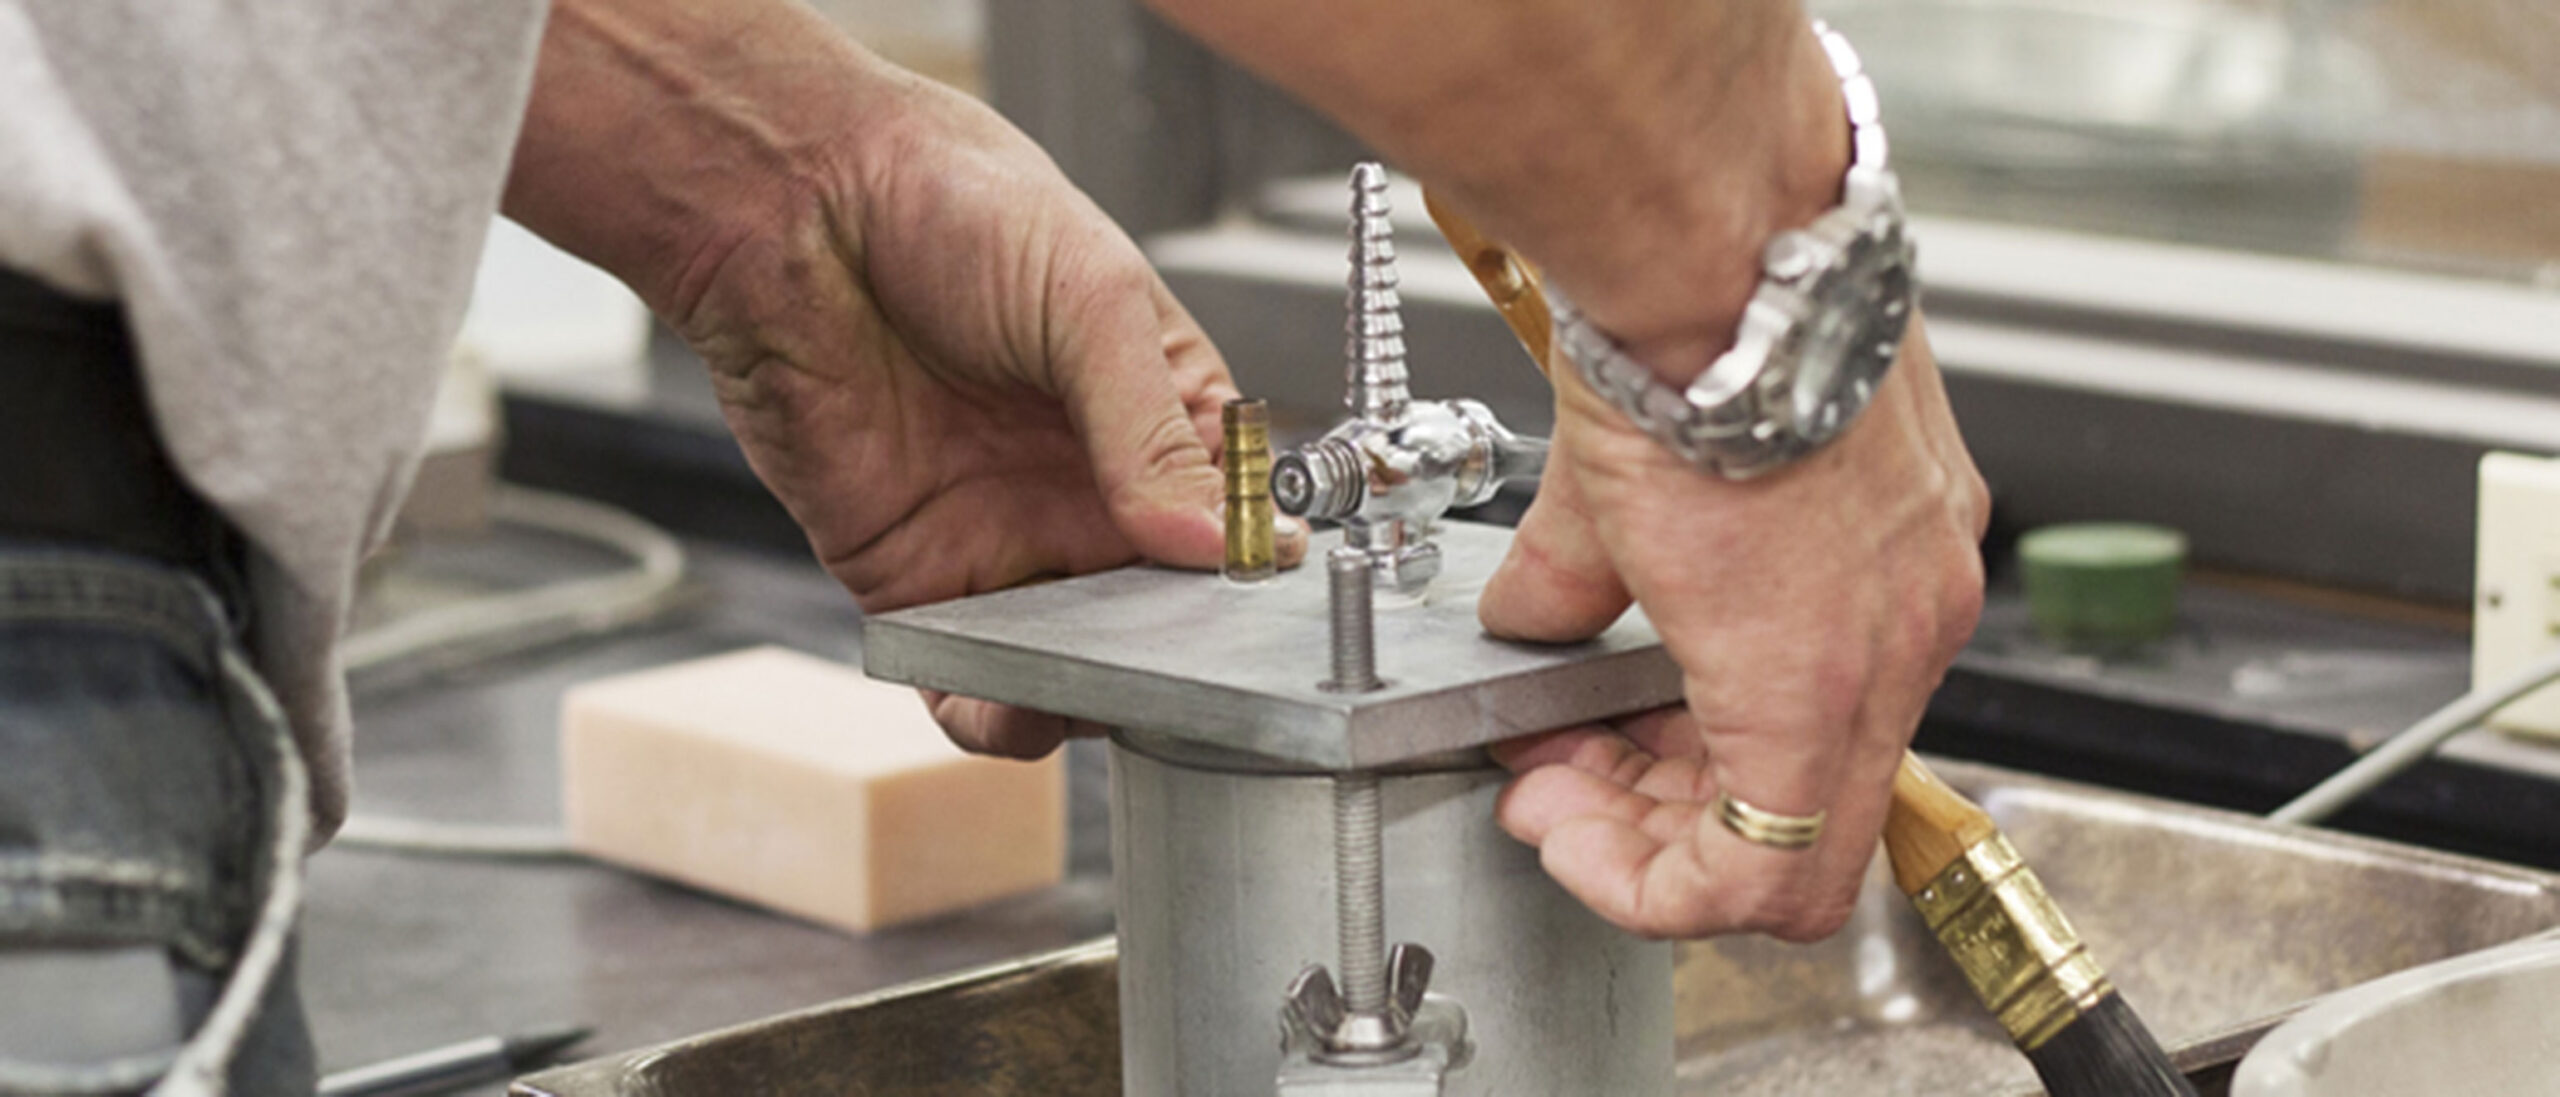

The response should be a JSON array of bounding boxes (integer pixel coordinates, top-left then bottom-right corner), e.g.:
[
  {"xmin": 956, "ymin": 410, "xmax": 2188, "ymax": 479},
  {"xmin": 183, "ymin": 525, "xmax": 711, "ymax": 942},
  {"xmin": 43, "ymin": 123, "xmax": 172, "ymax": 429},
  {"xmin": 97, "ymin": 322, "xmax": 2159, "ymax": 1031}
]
[
  {"xmin": 513, "ymin": 759, "xmax": 2559, "ymax": 1097},
  {"xmin": 2230, "ymin": 930, "xmax": 2560, "ymax": 1096}
]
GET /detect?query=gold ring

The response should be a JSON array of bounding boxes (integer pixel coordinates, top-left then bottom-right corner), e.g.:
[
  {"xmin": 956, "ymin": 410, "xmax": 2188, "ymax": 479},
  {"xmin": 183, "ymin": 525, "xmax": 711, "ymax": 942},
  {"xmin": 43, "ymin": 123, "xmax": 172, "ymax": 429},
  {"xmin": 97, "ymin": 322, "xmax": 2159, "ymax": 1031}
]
[{"xmin": 1714, "ymin": 791, "xmax": 1826, "ymax": 850}]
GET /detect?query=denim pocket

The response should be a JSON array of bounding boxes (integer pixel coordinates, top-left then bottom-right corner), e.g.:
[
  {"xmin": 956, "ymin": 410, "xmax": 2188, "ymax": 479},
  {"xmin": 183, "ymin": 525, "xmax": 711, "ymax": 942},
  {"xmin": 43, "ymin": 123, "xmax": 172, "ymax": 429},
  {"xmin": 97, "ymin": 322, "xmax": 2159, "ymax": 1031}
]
[{"xmin": 0, "ymin": 552, "xmax": 310, "ymax": 1097}]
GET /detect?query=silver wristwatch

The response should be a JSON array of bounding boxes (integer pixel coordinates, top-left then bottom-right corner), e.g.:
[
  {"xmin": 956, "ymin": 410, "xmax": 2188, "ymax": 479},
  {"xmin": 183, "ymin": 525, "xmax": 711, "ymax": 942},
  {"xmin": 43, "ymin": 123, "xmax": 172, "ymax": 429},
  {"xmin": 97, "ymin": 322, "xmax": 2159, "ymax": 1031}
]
[{"xmin": 1551, "ymin": 21, "xmax": 1915, "ymax": 480}]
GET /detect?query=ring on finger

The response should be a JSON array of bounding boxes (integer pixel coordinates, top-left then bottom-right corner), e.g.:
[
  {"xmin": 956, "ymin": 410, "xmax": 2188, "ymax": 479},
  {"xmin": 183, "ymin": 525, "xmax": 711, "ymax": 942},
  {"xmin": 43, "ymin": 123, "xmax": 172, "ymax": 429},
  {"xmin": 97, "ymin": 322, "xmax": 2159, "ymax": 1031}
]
[{"xmin": 1714, "ymin": 790, "xmax": 1826, "ymax": 851}]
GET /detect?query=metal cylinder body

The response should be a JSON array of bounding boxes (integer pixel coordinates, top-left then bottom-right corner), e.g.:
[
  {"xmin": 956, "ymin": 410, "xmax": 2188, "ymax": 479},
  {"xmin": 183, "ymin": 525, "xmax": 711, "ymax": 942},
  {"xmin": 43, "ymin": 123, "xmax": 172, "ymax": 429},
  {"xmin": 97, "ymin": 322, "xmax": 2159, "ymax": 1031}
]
[{"xmin": 1110, "ymin": 733, "xmax": 1675, "ymax": 1097}]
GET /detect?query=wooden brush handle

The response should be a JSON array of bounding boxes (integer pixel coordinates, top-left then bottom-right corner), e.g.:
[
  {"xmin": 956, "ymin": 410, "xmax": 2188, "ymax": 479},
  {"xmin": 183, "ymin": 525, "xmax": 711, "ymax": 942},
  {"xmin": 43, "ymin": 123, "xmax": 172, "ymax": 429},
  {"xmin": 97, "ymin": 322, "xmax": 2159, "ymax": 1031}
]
[
  {"xmin": 1421, "ymin": 189, "xmax": 1556, "ymax": 378},
  {"xmin": 1883, "ymin": 751, "xmax": 1999, "ymax": 896}
]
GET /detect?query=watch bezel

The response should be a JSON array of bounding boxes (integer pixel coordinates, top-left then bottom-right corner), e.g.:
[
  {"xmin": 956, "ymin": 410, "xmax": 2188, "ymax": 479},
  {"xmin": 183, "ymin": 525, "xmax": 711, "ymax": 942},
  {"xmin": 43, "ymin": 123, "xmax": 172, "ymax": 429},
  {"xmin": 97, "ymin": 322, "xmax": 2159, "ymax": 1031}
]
[{"xmin": 1755, "ymin": 191, "xmax": 1914, "ymax": 449}]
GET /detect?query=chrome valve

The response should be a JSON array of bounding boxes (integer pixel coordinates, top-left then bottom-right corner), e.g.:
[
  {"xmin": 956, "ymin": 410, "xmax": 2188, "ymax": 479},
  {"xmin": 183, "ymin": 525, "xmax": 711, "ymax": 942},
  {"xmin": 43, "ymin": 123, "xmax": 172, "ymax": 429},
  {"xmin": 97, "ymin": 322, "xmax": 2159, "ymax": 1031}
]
[{"xmin": 1271, "ymin": 163, "xmax": 1548, "ymax": 600}]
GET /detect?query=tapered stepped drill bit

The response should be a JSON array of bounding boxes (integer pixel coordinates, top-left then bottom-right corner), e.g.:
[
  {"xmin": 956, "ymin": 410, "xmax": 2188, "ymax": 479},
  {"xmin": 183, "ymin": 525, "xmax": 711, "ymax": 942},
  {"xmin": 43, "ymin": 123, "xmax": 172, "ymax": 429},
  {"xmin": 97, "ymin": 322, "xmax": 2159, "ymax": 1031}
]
[{"xmin": 1345, "ymin": 162, "xmax": 1409, "ymax": 426}]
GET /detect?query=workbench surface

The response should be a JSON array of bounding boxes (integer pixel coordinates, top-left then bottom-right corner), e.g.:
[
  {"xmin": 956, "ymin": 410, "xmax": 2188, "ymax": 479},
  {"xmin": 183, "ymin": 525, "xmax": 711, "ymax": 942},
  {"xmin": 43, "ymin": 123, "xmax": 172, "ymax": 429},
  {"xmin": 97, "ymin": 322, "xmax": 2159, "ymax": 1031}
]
[
  {"xmin": 301, "ymin": 541, "xmax": 1118, "ymax": 1093},
  {"xmin": 300, "ymin": 459, "xmax": 2560, "ymax": 1094}
]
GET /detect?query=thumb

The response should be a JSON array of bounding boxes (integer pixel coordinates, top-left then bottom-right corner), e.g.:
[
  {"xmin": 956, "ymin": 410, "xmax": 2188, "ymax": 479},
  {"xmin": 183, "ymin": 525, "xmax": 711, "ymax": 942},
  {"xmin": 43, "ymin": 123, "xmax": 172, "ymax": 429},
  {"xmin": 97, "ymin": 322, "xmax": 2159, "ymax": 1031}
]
[
  {"xmin": 1051, "ymin": 267, "xmax": 1230, "ymax": 570},
  {"xmin": 1481, "ymin": 427, "xmax": 1634, "ymax": 642}
]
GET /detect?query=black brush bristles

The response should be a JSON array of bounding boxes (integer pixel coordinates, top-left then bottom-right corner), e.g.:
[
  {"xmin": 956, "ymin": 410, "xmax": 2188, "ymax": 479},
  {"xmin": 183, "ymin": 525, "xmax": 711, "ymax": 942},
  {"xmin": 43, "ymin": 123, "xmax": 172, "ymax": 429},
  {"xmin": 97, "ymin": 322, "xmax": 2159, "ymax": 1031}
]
[{"xmin": 2023, "ymin": 992, "xmax": 2199, "ymax": 1097}]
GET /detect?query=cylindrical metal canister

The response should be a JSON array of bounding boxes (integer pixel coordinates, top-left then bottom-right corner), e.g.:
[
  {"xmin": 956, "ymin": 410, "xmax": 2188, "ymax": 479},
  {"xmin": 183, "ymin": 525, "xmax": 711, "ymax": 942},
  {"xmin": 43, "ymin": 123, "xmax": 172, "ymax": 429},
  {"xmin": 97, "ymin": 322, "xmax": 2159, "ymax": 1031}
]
[{"xmin": 1109, "ymin": 732, "xmax": 1674, "ymax": 1097}]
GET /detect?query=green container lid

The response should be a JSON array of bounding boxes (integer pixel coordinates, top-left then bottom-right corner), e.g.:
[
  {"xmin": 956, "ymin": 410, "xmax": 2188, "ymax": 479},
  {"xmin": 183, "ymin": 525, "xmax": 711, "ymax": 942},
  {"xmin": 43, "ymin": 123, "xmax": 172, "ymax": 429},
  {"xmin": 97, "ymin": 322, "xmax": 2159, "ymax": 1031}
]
[{"xmin": 2019, "ymin": 523, "xmax": 2187, "ymax": 652}]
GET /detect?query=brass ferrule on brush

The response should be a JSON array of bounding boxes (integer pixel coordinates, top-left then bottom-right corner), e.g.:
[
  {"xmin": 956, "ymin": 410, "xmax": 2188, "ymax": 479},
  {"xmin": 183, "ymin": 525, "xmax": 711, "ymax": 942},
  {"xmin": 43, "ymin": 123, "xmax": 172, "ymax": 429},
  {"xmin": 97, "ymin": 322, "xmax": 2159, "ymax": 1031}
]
[
  {"xmin": 1222, "ymin": 398, "xmax": 1277, "ymax": 584},
  {"xmin": 1909, "ymin": 833, "xmax": 2114, "ymax": 1051}
]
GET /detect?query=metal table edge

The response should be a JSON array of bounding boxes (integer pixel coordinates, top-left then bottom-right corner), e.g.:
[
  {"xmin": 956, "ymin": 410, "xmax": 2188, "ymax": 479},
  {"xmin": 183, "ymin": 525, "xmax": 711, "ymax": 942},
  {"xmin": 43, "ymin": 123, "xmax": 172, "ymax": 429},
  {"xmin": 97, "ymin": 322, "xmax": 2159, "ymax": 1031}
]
[
  {"xmin": 508, "ymin": 937, "xmax": 1122, "ymax": 1097},
  {"xmin": 505, "ymin": 758, "xmax": 2560, "ymax": 1096}
]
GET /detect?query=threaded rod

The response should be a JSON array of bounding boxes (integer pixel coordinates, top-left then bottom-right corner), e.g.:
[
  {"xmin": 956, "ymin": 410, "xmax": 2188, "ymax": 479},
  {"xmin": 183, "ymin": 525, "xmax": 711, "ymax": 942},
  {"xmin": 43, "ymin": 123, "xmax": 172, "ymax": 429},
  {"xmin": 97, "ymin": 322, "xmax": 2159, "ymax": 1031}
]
[
  {"xmin": 1334, "ymin": 772, "xmax": 1387, "ymax": 1017},
  {"xmin": 1324, "ymin": 546, "xmax": 1381, "ymax": 692}
]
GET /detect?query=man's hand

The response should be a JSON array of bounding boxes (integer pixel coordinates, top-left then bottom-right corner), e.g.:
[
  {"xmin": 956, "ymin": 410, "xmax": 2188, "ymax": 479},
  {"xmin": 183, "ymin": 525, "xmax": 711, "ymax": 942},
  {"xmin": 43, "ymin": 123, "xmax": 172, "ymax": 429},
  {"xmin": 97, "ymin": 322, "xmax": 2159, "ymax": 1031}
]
[
  {"xmin": 1151, "ymin": 0, "xmax": 1989, "ymax": 939},
  {"xmin": 505, "ymin": 0, "xmax": 1302, "ymax": 757},
  {"xmin": 1480, "ymin": 329, "xmax": 1985, "ymax": 940},
  {"xmin": 690, "ymin": 80, "xmax": 1298, "ymax": 757},
  {"xmin": 672, "ymin": 82, "xmax": 1247, "ymax": 609}
]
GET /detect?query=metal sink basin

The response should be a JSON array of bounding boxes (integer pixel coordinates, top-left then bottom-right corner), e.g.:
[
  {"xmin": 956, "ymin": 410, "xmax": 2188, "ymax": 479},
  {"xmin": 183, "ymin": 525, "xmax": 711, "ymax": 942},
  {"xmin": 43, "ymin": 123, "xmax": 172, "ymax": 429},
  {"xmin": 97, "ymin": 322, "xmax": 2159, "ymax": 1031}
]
[{"xmin": 512, "ymin": 759, "xmax": 2558, "ymax": 1097}]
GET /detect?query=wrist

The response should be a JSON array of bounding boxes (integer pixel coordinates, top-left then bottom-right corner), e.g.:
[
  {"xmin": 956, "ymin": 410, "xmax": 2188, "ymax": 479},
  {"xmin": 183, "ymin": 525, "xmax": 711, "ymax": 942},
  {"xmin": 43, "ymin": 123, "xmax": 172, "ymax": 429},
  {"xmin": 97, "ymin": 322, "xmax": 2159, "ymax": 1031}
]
[
  {"xmin": 1572, "ymin": 19, "xmax": 1853, "ymax": 388},
  {"xmin": 1545, "ymin": 18, "xmax": 1916, "ymax": 482},
  {"xmin": 500, "ymin": 0, "xmax": 894, "ymax": 317}
]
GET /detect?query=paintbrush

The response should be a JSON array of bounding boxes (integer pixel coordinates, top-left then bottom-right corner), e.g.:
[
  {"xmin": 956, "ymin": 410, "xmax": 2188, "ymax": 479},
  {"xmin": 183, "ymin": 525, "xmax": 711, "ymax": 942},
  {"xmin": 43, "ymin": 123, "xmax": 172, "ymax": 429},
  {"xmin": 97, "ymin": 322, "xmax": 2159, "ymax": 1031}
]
[
  {"xmin": 1425, "ymin": 193, "xmax": 2198, "ymax": 1097},
  {"xmin": 1882, "ymin": 753, "xmax": 2197, "ymax": 1096}
]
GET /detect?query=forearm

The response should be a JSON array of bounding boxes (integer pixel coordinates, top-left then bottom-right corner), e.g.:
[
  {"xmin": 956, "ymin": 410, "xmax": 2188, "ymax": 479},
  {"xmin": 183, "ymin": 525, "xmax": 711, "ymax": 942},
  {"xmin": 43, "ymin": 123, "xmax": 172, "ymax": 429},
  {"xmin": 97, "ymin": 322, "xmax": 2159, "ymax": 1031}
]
[
  {"xmin": 1144, "ymin": 0, "xmax": 1849, "ymax": 383},
  {"xmin": 500, "ymin": 0, "xmax": 910, "ymax": 318}
]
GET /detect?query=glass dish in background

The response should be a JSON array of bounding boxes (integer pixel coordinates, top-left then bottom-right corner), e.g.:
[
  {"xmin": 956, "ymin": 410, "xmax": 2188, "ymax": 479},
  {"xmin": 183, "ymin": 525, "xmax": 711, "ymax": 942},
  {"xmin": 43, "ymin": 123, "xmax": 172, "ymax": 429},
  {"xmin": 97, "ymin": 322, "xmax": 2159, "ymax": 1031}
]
[{"xmin": 1816, "ymin": 0, "xmax": 2560, "ymax": 284}]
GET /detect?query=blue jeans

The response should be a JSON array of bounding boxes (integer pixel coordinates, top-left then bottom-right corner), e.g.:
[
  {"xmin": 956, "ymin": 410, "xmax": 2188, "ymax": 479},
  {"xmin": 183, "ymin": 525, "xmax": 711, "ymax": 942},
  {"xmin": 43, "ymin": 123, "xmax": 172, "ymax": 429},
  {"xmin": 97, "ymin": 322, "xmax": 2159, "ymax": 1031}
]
[{"xmin": 0, "ymin": 549, "xmax": 313, "ymax": 1097}]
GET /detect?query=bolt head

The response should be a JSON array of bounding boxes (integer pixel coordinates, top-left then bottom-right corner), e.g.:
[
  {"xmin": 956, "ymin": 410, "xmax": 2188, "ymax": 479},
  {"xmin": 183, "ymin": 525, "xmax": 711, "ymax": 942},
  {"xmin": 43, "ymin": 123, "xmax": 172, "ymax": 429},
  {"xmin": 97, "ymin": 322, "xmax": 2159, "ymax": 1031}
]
[{"xmin": 1273, "ymin": 457, "xmax": 1315, "ymax": 515}]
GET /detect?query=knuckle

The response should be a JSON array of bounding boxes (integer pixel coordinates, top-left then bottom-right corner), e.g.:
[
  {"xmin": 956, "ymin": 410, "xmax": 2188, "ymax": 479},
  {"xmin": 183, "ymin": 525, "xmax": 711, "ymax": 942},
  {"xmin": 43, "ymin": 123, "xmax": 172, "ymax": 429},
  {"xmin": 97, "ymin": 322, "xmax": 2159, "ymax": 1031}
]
[
  {"xmin": 1102, "ymin": 418, "xmax": 1217, "ymax": 513},
  {"xmin": 1048, "ymin": 237, "xmax": 1153, "ymax": 314},
  {"xmin": 1753, "ymin": 875, "xmax": 1859, "ymax": 943},
  {"xmin": 1805, "ymin": 658, "xmax": 1873, "ymax": 731},
  {"xmin": 1724, "ymin": 855, "xmax": 1861, "ymax": 943},
  {"xmin": 1939, "ymin": 568, "xmax": 1987, "ymax": 656},
  {"xmin": 1886, "ymin": 584, "xmax": 1943, "ymax": 664},
  {"xmin": 1932, "ymin": 539, "xmax": 1988, "ymax": 658},
  {"xmin": 1629, "ymin": 912, "xmax": 1701, "ymax": 942},
  {"xmin": 1959, "ymin": 468, "xmax": 1994, "ymax": 538},
  {"xmin": 1763, "ymin": 897, "xmax": 1856, "ymax": 943}
]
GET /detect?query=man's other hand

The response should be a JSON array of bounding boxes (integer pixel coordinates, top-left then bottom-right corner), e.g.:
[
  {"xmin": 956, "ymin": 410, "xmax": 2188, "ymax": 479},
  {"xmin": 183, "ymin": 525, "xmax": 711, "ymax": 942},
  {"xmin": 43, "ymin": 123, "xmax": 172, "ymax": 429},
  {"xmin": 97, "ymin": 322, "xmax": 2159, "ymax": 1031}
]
[{"xmin": 506, "ymin": 0, "xmax": 1305, "ymax": 758}]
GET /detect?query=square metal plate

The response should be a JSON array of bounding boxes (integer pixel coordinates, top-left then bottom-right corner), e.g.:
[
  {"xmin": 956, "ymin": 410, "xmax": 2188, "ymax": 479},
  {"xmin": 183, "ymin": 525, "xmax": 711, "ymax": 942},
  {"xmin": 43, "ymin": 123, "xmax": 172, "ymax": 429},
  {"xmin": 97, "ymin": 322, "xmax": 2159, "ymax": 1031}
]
[{"xmin": 861, "ymin": 522, "xmax": 1680, "ymax": 767}]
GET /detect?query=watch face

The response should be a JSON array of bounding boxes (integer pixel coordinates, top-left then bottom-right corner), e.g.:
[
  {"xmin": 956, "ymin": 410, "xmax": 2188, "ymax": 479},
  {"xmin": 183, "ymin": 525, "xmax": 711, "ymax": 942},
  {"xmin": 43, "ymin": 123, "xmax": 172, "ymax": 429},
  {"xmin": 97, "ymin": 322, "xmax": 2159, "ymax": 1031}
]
[
  {"xmin": 1779, "ymin": 215, "xmax": 1912, "ymax": 446},
  {"xmin": 1791, "ymin": 306, "xmax": 1860, "ymax": 436}
]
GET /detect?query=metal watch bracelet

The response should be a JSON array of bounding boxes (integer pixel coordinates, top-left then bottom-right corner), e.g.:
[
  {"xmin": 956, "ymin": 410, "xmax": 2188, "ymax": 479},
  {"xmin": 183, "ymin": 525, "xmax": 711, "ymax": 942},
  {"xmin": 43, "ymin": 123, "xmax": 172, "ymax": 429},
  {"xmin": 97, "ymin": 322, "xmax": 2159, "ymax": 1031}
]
[{"xmin": 1549, "ymin": 20, "xmax": 1915, "ymax": 480}]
